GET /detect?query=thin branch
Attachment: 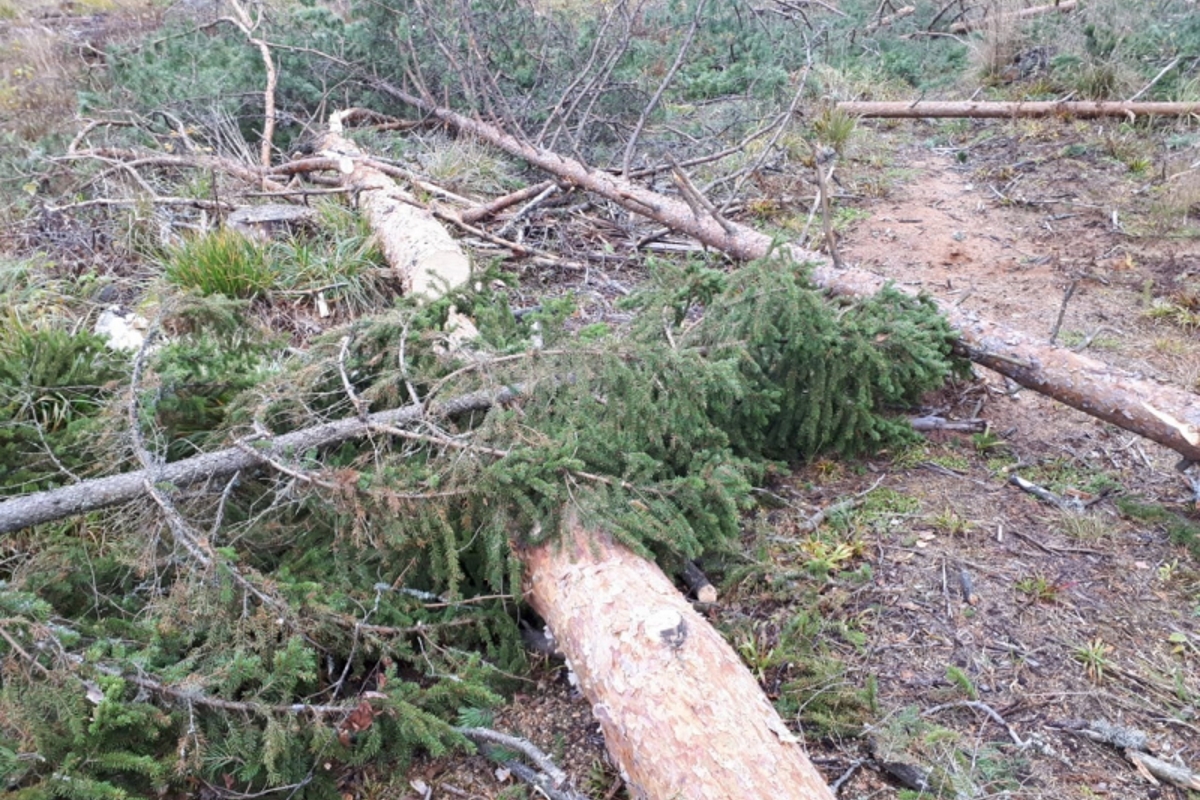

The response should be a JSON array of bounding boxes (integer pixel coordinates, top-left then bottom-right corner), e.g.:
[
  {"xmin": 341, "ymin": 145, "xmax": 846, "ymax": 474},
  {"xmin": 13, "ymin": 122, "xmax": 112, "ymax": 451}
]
[
  {"xmin": 455, "ymin": 727, "xmax": 569, "ymax": 788},
  {"xmin": 0, "ymin": 383, "xmax": 521, "ymax": 534},
  {"xmin": 216, "ymin": 0, "xmax": 278, "ymax": 169},
  {"xmin": 621, "ymin": 0, "xmax": 709, "ymax": 176}
]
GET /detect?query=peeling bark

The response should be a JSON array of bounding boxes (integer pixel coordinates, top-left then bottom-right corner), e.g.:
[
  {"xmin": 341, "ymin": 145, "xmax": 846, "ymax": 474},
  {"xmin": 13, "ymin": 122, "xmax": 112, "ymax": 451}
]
[
  {"xmin": 370, "ymin": 80, "xmax": 1200, "ymax": 462},
  {"xmin": 320, "ymin": 112, "xmax": 471, "ymax": 301},
  {"xmin": 523, "ymin": 520, "xmax": 836, "ymax": 800}
]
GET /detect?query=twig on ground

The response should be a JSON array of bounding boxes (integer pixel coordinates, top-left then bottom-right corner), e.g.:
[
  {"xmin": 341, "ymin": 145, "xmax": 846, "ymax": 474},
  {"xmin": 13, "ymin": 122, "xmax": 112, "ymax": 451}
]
[
  {"xmin": 924, "ymin": 700, "xmax": 1030, "ymax": 747},
  {"xmin": 462, "ymin": 180, "xmax": 555, "ymax": 224},
  {"xmin": 1009, "ymin": 474, "xmax": 1083, "ymax": 512},
  {"xmin": 909, "ymin": 416, "xmax": 987, "ymax": 433},
  {"xmin": 1048, "ymin": 279, "xmax": 1077, "ymax": 344},
  {"xmin": 496, "ymin": 182, "xmax": 559, "ymax": 238},
  {"xmin": 454, "ymin": 727, "xmax": 572, "ymax": 790},
  {"xmin": 1125, "ymin": 750, "xmax": 1200, "ymax": 790},
  {"xmin": 1071, "ymin": 326, "xmax": 1123, "ymax": 352}
]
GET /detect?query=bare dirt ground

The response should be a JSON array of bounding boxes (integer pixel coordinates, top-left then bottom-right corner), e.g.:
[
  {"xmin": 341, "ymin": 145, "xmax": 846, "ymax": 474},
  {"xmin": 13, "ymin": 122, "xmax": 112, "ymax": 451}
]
[{"xmin": 405, "ymin": 122, "xmax": 1200, "ymax": 800}]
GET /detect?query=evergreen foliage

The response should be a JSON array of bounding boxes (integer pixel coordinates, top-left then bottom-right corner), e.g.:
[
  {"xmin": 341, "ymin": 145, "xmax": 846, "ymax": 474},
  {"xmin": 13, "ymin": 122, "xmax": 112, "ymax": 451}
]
[
  {"xmin": 0, "ymin": 327, "xmax": 127, "ymax": 493},
  {"xmin": 0, "ymin": 253, "xmax": 962, "ymax": 797}
]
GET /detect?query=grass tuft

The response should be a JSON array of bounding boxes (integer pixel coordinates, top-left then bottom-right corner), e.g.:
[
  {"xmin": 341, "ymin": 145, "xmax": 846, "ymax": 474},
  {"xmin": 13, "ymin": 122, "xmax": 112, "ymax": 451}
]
[{"xmin": 165, "ymin": 229, "xmax": 276, "ymax": 299}]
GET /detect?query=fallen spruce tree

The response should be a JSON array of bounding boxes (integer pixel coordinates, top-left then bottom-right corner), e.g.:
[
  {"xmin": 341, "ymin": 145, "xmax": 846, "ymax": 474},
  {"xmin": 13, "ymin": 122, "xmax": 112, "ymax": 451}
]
[
  {"xmin": 370, "ymin": 80, "xmax": 1200, "ymax": 464},
  {"xmin": 0, "ymin": 254, "xmax": 962, "ymax": 798}
]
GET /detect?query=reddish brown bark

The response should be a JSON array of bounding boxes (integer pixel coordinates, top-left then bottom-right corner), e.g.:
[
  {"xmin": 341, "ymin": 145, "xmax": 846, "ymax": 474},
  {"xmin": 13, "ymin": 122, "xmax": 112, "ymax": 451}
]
[
  {"xmin": 835, "ymin": 100, "xmax": 1200, "ymax": 119},
  {"xmin": 523, "ymin": 520, "xmax": 836, "ymax": 800},
  {"xmin": 372, "ymin": 80, "xmax": 1200, "ymax": 462}
]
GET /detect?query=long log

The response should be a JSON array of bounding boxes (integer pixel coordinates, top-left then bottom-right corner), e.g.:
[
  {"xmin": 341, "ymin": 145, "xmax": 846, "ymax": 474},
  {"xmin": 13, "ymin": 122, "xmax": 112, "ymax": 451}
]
[
  {"xmin": 523, "ymin": 519, "xmax": 836, "ymax": 799},
  {"xmin": 0, "ymin": 388, "xmax": 513, "ymax": 535},
  {"xmin": 321, "ymin": 111, "xmax": 471, "ymax": 301},
  {"xmin": 836, "ymin": 100, "xmax": 1200, "ymax": 118},
  {"xmin": 947, "ymin": 0, "xmax": 1078, "ymax": 34},
  {"xmin": 372, "ymin": 80, "xmax": 1200, "ymax": 462}
]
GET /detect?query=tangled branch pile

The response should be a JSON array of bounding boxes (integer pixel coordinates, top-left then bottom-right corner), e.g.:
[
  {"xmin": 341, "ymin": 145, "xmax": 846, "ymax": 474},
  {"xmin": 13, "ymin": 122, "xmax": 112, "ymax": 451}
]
[{"xmin": 0, "ymin": 249, "xmax": 962, "ymax": 796}]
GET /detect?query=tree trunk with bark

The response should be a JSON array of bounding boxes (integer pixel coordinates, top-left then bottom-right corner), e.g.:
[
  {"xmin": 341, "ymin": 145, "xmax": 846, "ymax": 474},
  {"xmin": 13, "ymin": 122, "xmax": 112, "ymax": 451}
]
[
  {"xmin": 370, "ymin": 80, "xmax": 1200, "ymax": 463},
  {"xmin": 320, "ymin": 111, "xmax": 470, "ymax": 301},
  {"xmin": 523, "ymin": 519, "xmax": 836, "ymax": 800},
  {"xmin": 835, "ymin": 100, "xmax": 1200, "ymax": 119}
]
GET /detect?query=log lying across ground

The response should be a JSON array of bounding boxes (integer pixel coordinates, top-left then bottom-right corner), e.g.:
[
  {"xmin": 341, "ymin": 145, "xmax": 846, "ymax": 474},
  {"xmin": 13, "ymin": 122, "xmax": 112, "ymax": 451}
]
[
  {"xmin": 524, "ymin": 519, "xmax": 836, "ymax": 800},
  {"xmin": 373, "ymin": 80, "xmax": 1200, "ymax": 463},
  {"xmin": 836, "ymin": 100, "xmax": 1200, "ymax": 119},
  {"xmin": 320, "ymin": 110, "xmax": 470, "ymax": 300},
  {"xmin": 947, "ymin": 0, "xmax": 1078, "ymax": 34}
]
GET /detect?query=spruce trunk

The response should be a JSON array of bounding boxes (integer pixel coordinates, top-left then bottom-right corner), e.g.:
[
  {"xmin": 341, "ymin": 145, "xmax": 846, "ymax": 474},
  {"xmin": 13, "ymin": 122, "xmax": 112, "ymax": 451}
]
[
  {"xmin": 523, "ymin": 519, "xmax": 836, "ymax": 800},
  {"xmin": 320, "ymin": 117, "xmax": 470, "ymax": 301},
  {"xmin": 371, "ymin": 81, "xmax": 1200, "ymax": 462}
]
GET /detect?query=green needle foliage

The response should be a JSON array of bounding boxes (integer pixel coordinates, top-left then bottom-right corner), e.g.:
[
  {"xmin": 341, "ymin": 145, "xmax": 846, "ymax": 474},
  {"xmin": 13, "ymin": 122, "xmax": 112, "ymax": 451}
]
[
  {"xmin": 0, "ymin": 254, "xmax": 963, "ymax": 797},
  {"xmin": 0, "ymin": 327, "xmax": 127, "ymax": 493}
]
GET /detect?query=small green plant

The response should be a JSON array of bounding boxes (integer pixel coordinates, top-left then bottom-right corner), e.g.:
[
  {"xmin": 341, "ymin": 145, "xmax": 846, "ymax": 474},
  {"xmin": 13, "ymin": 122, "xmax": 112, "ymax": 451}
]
[
  {"xmin": 930, "ymin": 507, "xmax": 973, "ymax": 537},
  {"xmin": 165, "ymin": 229, "xmax": 277, "ymax": 299},
  {"xmin": 1073, "ymin": 638, "xmax": 1113, "ymax": 684},
  {"xmin": 799, "ymin": 536, "xmax": 860, "ymax": 577},
  {"xmin": 812, "ymin": 106, "xmax": 857, "ymax": 153},
  {"xmin": 1015, "ymin": 574, "xmax": 1061, "ymax": 603},
  {"xmin": 945, "ymin": 665, "xmax": 978, "ymax": 700},
  {"xmin": 737, "ymin": 631, "xmax": 777, "ymax": 683},
  {"xmin": 971, "ymin": 429, "xmax": 1007, "ymax": 454},
  {"xmin": 1059, "ymin": 511, "xmax": 1117, "ymax": 542}
]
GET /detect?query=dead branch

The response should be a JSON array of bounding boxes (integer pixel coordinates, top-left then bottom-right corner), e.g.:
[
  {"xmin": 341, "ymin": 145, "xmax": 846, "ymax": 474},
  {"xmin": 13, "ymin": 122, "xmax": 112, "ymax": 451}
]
[
  {"xmin": 810, "ymin": 144, "xmax": 841, "ymax": 268},
  {"xmin": 680, "ymin": 560, "xmax": 718, "ymax": 604},
  {"xmin": 836, "ymin": 100, "xmax": 1200, "ymax": 118},
  {"xmin": 948, "ymin": 0, "xmax": 1078, "ymax": 34},
  {"xmin": 622, "ymin": 0, "xmax": 708, "ymax": 176},
  {"xmin": 1009, "ymin": 474, "xmax": 1083, "ymax": 512},
  {"xmin": 212, "ymin": 0, "xmax": 278, "ymax": 169},
  {"xmin": 461, "ymin": 179, "xmax": 556, "ymax": 224},
  {"xmin": 909, "ymin": 416, "xmax": 987, "ymax": 433},
  {"xmin": 0, "ymin": 386, "xmax": 520, "ymax": 535},
  {"xmin": 866, "ymin": 4, "xmax": 914, "ymax": 33},
  {"xmin": 368, "ymin": 82, "xmax": 1200, "ymax": 463},
  {"xmin": 65, "ymin": 146, "xmax": 288, "ymax": 192},
  {"xmin": 1126, "ymin": 750, "xmax": 1200, "ymax": 791},
  {"xmin": 495, "ymin": 182, "xmax": 559, "ymax": 238},
  {"xmin": 456, "ymin": 727, "xmax": 570, "ymax": 789},
  {"xmin": 923, "ymin": 701, "xmax": 1029, "ymax": 747}
]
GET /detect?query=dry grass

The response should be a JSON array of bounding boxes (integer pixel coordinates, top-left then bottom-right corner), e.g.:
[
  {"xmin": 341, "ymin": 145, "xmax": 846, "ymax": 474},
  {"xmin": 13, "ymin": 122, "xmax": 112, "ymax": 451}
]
[
  {"xmin": 969, "ymin": 0, "xmax": 1025, "ymax": 83},
  {"xmin": 0, "ymin": 0, "xmax": 157, "ymax": 140}
]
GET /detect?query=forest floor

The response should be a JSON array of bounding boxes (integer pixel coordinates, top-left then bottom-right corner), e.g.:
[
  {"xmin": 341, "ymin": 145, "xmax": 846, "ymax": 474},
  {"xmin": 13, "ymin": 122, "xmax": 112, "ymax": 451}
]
[{"xmin": 402, "ymin": 121, "xmax": 1200, "ymax": 800}]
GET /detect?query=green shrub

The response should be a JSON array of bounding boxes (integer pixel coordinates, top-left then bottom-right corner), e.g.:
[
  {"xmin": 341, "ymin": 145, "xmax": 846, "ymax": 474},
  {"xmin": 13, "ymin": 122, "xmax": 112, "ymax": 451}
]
[{"xmin": 0, "ymin": 326, "xmax": 127, "ymax": 493}]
